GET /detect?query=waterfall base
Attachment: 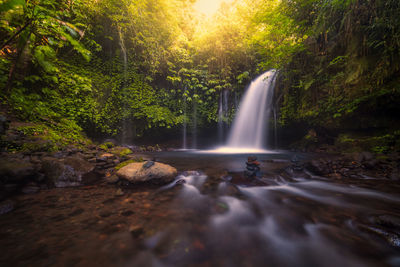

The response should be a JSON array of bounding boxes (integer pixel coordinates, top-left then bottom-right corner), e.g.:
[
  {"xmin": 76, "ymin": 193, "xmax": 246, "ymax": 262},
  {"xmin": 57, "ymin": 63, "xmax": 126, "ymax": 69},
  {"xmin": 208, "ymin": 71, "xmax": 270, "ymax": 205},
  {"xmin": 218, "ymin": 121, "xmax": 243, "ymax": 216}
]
[{"xmin": 199, "ymin": 146, "xmax": 275, "ymax": 154}]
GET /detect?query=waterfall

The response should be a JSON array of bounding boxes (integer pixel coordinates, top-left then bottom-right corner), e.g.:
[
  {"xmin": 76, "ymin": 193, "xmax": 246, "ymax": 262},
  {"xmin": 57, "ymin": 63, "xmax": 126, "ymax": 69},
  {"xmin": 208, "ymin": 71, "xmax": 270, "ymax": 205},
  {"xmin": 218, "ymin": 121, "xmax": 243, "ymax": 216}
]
[
  {"xmin": 218, "ymin": 92, "xmax": 223, "ymax": 143},
  {"xmin": 226, "ymin": 70, "xmax": 277, "ymax": 150},
  {"xmin": 223, "ymin": 89, "xmax": 229, "ymax": 135},
  {"xmin": 119, "ymin": 28, "xmax": 130, "ymax": 144},
  {"xmin": 218, "ymin": 89, "xmax": 229, "ymax": 144},
  {"xmin": 192, "ymin": 98, "xmax": 197, "ymax": 149},
  {"xmin": 182, "ymin": 88, "xmax": 187, "ymax": 149}
]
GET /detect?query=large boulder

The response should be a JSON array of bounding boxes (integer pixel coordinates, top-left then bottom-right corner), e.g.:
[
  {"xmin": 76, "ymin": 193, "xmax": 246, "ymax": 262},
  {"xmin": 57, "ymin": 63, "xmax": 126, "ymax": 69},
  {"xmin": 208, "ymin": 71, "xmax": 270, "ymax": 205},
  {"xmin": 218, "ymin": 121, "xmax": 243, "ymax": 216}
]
[
  {"xmin": 116, "ymin": 161, "xmax": 177, "ymax": 184},
  {"xmin": 41, "ymin": 156, "xmax": 94, "ymax": 187},
  {"xmin": 0, "ymin": 158, "xmax": 36, "ymax": 184}
]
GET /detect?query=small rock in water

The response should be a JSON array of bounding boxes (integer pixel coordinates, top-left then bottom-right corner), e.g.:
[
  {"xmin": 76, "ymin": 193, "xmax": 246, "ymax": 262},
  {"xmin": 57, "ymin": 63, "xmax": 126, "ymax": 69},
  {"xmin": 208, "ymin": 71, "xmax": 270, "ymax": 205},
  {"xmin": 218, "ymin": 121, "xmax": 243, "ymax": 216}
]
[
  {"xmin": 356, "ymin": 151, "xmax": 374, "ymax": 163},
  {"xmin": 245, "ymin": 156, "xmax": 261, "ymax": 178},
  {"xmin": 221, "ymin": 175, "xmax": 232, "ymax": 182},
  {"xmin": 115, "ymin": 188, "xmax": 124, "ymax": 196},
  {"xmin": 291, "ymin": 154, "xmax": 303, "ymax": 171},
  {"xmin": 176, "ymin": 179, "xmax": 186, "ymax": 185},
  {"xmin": 105, "ymin": 174, "xmax": 119, "ymax": 184},
  {"xmin": 183, "ymin": 170, "xmax": 201, "ymax": 176},
  {"xmin": 129, "ymin": 225, "xmax": 144, "ymax": 238},
  {"xmin": 0, "ymin": 200, "xmax": 15, "ymax": 215},
  {"xmin": 142, "ymin": 161, "xmax": 155, "ymax": 169},
  {"xmin": 21, "ymin": 183, "xmax": 40, "ymax": 194}
]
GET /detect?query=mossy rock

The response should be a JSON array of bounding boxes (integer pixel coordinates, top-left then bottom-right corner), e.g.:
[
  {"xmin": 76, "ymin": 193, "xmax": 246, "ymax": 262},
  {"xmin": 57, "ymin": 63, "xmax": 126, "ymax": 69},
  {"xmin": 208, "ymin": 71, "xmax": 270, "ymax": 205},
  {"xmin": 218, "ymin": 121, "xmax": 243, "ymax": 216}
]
[
  {"xmin": 115, "ymin": 158, "xmax": 144, "ymax": 171},
  {"xmin": 335, "ymin": 133, "xmax": 398, "ymax": 153},
  {"xmin": 10, "ymin": 121, "xmax": 90, "ymax": 152},
  {"xmin": 99, "ymin": 142, "xmax": 115, "ymax": 150},
  {"xmin": 110, "ymin": 146, "xmax": 133, "ymax": 157}
]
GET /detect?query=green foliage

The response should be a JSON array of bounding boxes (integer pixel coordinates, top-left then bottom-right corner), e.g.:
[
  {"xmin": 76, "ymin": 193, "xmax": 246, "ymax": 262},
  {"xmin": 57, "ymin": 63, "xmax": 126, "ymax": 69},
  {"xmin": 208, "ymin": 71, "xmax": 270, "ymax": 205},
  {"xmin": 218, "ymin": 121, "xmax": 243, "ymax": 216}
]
[
  {"xmin": 99, "ymin": 142, "xmax": 115, "ymax": 150},
  {"xmin": 271, "ymin": 0, "xmax": 400, "ymax": 136},
  {"xmin": 335, "ymin": 132, "xmax": 398, "ymax": 153},
  {"xmin": 12, "ymin": 119, "xmax": 90, "ymax": 152},
  {"xmin": 1, "ymin": 0, "xmax": 399, "ymax": 151}
]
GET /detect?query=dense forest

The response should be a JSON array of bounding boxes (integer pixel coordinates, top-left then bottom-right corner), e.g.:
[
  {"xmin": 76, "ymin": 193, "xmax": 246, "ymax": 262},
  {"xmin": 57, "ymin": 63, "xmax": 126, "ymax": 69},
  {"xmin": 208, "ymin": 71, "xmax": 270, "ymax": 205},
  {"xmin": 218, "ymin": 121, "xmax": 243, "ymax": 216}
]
[
  {"xmin": 2, "ymin": 1, "xmax": 400, "ymax": 266},
  {"xmin": 1, "ymin": 0, "xmax": 399, "ymax": 152}
]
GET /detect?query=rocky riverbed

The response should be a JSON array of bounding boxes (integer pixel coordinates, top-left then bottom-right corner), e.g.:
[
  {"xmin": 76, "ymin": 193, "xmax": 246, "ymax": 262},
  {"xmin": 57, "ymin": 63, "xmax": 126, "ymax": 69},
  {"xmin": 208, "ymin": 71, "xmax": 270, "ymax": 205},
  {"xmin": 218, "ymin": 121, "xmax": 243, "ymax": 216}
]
[{"xmin": 1, "ymin": 149, "xmax": 400, "ymax": 266}]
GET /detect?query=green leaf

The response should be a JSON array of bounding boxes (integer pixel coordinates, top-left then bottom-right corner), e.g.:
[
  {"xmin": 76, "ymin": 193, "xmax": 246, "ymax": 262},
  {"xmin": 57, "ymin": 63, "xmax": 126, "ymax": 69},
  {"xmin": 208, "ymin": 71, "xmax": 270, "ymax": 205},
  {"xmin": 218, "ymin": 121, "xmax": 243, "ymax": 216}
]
[{"xmin": 0, "ymin": 0, "xmax": 25, "ymax": 13}]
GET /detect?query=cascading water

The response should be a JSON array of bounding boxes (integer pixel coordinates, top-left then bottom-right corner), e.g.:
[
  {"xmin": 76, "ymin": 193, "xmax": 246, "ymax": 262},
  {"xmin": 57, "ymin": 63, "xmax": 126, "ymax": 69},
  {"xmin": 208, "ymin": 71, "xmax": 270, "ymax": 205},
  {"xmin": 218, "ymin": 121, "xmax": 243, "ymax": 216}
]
[
  {"xmin": 273, "ymin": 107, "xmax": 278, "ymax": 149},
  {"xmin": 218, "ymin": 90, "xmax": 229, "ymax": 143},
  {"xmin": 182, "ymin": 87, "xmax": 187, "ymax": 149},
  {"xmin": 227, "ymin": 70, "xmax": 277, "ymax": 150},
  {"xmin": 210, "ymin": 70, "xmax": 277, "ymax": 153},
  {"xmin": 192, "ymin": 99, "xmax": 197, "ymax": 149}
]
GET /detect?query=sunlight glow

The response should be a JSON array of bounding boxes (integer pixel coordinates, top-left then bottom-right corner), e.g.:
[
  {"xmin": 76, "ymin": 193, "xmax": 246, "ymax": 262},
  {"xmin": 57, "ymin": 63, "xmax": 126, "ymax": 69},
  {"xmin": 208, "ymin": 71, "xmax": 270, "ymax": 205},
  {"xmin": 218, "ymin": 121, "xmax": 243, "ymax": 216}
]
[{"xmin": 193, "ymin": 0, "xmax": 234, "ymax": 17}]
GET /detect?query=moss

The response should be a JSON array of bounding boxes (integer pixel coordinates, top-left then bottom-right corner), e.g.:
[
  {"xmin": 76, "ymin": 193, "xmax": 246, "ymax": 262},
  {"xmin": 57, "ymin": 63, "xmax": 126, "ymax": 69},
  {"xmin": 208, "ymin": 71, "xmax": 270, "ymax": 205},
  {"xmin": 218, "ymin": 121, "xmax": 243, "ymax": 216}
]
[
  {"xmin": 110, "ymin": 146, "xmax": 133, "ymax": 157},
  {"xmin": 12, "ymin": 119, "xmax": 90, "ymax": 152},
  {"xmin": 99, "ymin": 144, "xmax": 108, "ymax": 150},
  {"xmin": 115, "ymin": 158, "xmax": 143, "ymax": 171},
  {"xmin": 335, "ymin": 132, "xmax": 398, "ymax": 153},
  {"xmin": 99, "ymin": 141, "xmax": 115, "ymax": 150}
]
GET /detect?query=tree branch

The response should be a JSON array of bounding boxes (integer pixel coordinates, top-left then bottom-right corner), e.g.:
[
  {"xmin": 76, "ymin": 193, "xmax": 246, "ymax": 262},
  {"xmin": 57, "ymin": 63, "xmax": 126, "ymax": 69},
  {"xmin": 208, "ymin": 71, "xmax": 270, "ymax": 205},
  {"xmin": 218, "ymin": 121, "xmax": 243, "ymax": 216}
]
[{"xmin": 0, "ymin": 19, "xmax": 32, "ymax": 51}]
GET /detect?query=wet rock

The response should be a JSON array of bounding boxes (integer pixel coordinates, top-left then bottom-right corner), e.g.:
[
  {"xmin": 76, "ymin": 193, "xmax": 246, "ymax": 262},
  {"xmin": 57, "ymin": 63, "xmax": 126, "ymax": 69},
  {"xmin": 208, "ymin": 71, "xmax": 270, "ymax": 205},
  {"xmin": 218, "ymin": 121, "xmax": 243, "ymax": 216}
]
[
  {"xmin": 81, "ymin": 170, "xmax": 101, "ymax": 185},
  {"xmin": 363, "ymin": 225, "xmax": 400, "ymax": 247},
  {"xmin": 306, "ymin": 159, "xmax": 326, "ymax": 175},
  {"xmin": 183, "ymin": 170, "xmax": 201, "ymax": 176},
  {"xmin": 69, "ymin": 208, "xmax": 84, "ymax": 216},
  {"xmin": 0, "ymin": 158, "xmax": 36, "ymax": 183},
  {"xmin": 389, "ymin": 169, "xmax": 400, "ymax": 180},
  {"xmin": 103, "ymin": 163, "xmax": 115, "ymax": 169},
  {"xmin": 218, "ymin": 182, "xmax": 240, "ymax": 196},
  {"xmin": 143, "ymin": 161, "xmax": 155, "ymax": 169},
  {"xmin": 99, "ymin": 211, "xmax": 112, "ymax": 218},
  {"xmin": 0, "ymin": 199, "xmax": 15, "ymax": 215},
  {"xmin": 375, "ymin": 215, "xmax": 400, "ymax": 229},
  {"xmin": 363, "ymin": 159, "xmax": 378, "ymax": 169},
  {"xmin": 356, "ymin": 151, "xmax": 374, "ymax": 163},
  {"xmin": 116, "ymin": 161, "xmax": 177, "ymax": 184},
  {"xmin": 21, "ymin": 183, "xmax": 40, "ymax": 194},
  {"xmin": 121, "ymin": 210, "xmax": 134, "ymax": 216},
  {"xmin": 129, "ymin": 225, "xmax": 144, "ymax": 238},
  {"xmin": 41, "ymin": 156, "xmax": 94, "ymax": 188},
  {"xmin": 176, "ymin": 179, "xmax": 186, "ymax": 185},
  {"xmin": 101, "ymin": 153, "xmax": 114, "ymax": 158},
  {"xmin": 220, "ymin": 175, "xmax": 232, "ymax": 182},
  {"xmin": 105, "ymin": 174, "xmax": 119, "ymax": 184},
  {"xmin": 88, "ymin": 158, "xmax": 97, "ymax": 163},
  {"xmin": 115, "ymin": 188, "xmax": 124, "ymax": 196}
]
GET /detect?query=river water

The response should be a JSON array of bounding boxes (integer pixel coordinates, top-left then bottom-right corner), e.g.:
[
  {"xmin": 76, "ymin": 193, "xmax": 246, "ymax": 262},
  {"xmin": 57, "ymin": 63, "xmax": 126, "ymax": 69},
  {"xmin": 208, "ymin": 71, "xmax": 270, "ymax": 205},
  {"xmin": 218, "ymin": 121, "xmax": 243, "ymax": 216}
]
[{"xmin": 1, "ymin": 151, "xmax": 400, "ymax": 266}]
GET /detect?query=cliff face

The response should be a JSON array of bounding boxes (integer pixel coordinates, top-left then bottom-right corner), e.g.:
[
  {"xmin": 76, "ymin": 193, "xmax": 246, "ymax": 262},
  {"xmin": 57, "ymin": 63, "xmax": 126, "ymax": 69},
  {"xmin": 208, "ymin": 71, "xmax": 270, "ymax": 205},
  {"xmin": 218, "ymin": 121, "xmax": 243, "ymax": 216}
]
[{"xmin": 272, "ymin": 0, "xmax": 400, "ymax": 153}]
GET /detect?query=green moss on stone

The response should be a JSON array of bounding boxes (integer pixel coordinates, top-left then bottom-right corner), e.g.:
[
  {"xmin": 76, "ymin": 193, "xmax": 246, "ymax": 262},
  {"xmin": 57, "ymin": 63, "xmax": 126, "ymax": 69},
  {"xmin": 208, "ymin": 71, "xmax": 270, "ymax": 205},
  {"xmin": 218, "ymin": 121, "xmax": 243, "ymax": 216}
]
[
  {"xmin": 110, "ymin": 146, "xmax": 133, "ymax": 157},
  {"xmin": 115, "ymin": 158, "xmax": 143, "ymax": 171}
]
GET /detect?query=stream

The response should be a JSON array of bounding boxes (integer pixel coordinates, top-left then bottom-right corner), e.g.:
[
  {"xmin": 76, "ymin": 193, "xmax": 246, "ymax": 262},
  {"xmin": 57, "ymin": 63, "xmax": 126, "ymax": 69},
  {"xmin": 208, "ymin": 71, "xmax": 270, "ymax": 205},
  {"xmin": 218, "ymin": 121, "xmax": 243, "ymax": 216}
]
[{"xmin": 1, "ymin": 151, "xmax": 400, "ymax": 266}]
